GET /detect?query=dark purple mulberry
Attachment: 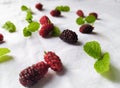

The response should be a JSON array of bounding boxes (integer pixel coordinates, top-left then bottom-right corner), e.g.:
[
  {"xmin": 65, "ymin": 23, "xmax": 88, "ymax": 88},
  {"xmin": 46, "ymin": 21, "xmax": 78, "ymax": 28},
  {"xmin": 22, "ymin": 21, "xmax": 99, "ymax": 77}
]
[
  {"xmin": 79, "ymin": 24, "xmax": 94, "ymax": 33},
  {"xmin": 60, "ymin": 29, "xmax": 78, "ymax": 44},
  {"xmin": 19, "ymin": 61, "xmax": 49, "ymax": 87},
  {"xmin": 50, "ymin": 10, "xmax": 61, "ymax": 17},
  {"xmin": 35, "ymin": 3, "xmax": 43, "ymax": 11}
]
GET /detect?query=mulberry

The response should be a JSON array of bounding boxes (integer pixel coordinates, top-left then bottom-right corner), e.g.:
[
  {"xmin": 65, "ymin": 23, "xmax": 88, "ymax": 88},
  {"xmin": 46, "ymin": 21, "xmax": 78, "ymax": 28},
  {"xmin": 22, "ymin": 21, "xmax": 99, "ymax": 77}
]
[
  {"xmin": 60, "ymin": 29, "xmax": 78, "ymax": 44},
  {"xmin": 44, "ymin": 51, "xmax": 63, "ymax": 72},
  {"xmin": 79, "ymin": 24, "xmax": 94, "ymax": 33},
  {"xmin": 76, "ymin": 10, "xmax": 84, "ymax": 17},
  {"xmin": 19, "ymin": 61, "xmax": 49, "ymax": 87},
  {"xmin": 89, "ymin": 12, "xmax": 98, "ymax": 19},
  {"xmin": 39, "ymin": 23, "xmax": 54, "ymax": 38},
  {"xmin": 50, "ymin": 10, "xmax": 61, "ymax": 17},
  {"xmin": 39, "ymin": 16, "xmax": 51, "ymax": 25},
  {"xmin": 35, "ymin": 3, "xmax": 43, "ymax": 10},
  {"xmin": 0, "ymin": 33, "xmax": 4, "ymax": 41}
]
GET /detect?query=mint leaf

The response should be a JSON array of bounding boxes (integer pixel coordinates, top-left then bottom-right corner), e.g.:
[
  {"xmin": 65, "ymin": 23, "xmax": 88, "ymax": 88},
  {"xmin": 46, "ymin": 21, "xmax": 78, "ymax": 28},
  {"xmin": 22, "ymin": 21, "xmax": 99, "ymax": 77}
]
[
  {"xmin": 23, "ymin": 27, "xmax": 32, "ymax": 37},
  {"xmin": 55, "ymin": 5, "xmax": 70, "ymax": 12},
  {"xmin": 94, "ymin": 52, "xmax": 110, "ymax": 73},
  {"xmin": 51, "ymin": 26, "xmax": 61, "ymax": 36},
  {"xmin": 62, "ymin": 6, "xmax": 70, "ymax": 12},
  {"xmin": 21, "ymin": 5, "xmax": 28, "ymax": 11},
  {"xmin": 27, "ymin": 22, "xmax": 40, "ymax": 32},
  {"xmin": 55, "ymin": 6, "xmax": 63, "ymax": 11},
  {"xmin": 26, "ymin": 11, "xmax": 33, "ymax": 23},
  {"xmin": 0, "ymin": 55, "xmax": 13, "ymax": 63},
  {"xmin": 85, "ymin": 15, "xmax": 96, "ymax": 23},
  {"xmin": 0, "ymin": 48, "xmax": 12, "ymax": 63},
  {"xmin": 2, "ymin": 21, "xmax": 16, "ymax": 33},
  {"xmin": 22, "ymin": 22, "xmax": 40, "ymax": 37},
  {"xmin": 21, "ymin": 5, "xmax": 33, "ymax": 23},
  {"xmin": 21, "ymin": 5, "xmax": 32, "ymax": 13},
  {"xmin": 84, "ymin": 41, "xmax": 102, "ymax": 59},
  {"xmin": 76, "ymin": 17, "xmax": 85, "ymax": 25},
  {"xmin": 0, "ymin": 48, "xmax": 11, "ymax": 56}
]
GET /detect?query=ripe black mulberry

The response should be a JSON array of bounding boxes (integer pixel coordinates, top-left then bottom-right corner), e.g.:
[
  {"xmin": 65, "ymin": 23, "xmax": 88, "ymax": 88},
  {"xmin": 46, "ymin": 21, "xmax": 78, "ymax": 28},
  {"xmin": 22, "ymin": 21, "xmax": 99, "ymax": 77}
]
[
  {"xmin": 79, "ymin": 24, "xmax": 94, "ymax": 33},
  {"xmin": 60, "ymin": 29, "xmax": 78, "ymax": 44}
]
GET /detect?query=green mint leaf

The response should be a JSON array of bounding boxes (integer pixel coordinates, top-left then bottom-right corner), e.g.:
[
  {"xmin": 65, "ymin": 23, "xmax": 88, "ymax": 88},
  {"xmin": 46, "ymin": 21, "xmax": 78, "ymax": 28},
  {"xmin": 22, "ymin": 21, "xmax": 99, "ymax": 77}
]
[
  {"xmin": 51, "ymin": 26, "xmax": 61, "ymax": 36},
  {"xmin": 94, "ymin": 52, "xmax": 110, "ymax": 73},
  {"xmin": 0, "ymin": 48, "xmax": 11, "ymax": 56},
  {"xmin": 85, "ymin": 15, "xmax": 96, "ymax": 23},
  {"xmin": 55, "ymin": 5, "xmax": 70, "ymax": 12},
  {"xmin": 0, "ymin": 55, "xmax": 13, "ymax": 63},
  {"xmin": 84, "ymin": 41, "xmax": 102, "ymax": 59},
  {"xmin": 2, "ymin": 21, "xmax": 16, "ymax": 33},
  {"xmin": 76, "ymin": 17, "xmax": 85, "ymax": 25},
  {"xmin": 27, "ymin": 22, "xmax": 40, "ymax": 32},
  {"xmin": 55, "ymin": 6, "xmax": 63, "ymax": 11},
  {"xmin": 26, "ymin": 11, "xmax": 33, "ymax": 23},
  {"xmin": 63, "ymin": 6, "xmax": 70, "ymax": 12},
  {"xmin": 21, "ymin": 5, "xmax": 28, "ymax": 11},
  {"xmin": 23, "ymin": 27, "xmax": 32, "ymax": 37},
  {"xmin": 21, "ymin": 5, "xmax": 32, "ymax": 14}
]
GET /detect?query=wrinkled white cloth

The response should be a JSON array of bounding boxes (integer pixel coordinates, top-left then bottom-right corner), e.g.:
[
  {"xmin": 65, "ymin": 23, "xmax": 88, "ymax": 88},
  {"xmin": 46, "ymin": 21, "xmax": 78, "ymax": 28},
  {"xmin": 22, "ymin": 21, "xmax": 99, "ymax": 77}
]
[{"xmin": 0, "ymin": 0, "xmax": 120, "ymax": 88}]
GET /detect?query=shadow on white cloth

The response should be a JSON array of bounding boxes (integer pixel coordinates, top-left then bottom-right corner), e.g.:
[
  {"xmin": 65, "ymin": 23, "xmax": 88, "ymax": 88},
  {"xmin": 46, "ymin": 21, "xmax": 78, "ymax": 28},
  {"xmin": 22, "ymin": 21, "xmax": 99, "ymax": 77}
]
[{"xmin": 102, "ymin": 64, "xmax": 120, "ymax": 83}]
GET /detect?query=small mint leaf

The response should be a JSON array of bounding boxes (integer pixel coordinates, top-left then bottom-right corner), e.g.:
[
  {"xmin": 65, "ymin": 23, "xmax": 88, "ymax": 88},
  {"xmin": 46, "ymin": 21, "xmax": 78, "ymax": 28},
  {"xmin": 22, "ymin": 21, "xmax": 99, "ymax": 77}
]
[
  {"xmin": 27, "ymin": 22, "xmax": 40, "ymax": 32},
  {"xmin": 76, "ymin": 17, "xmax": 85, "ymax": 25},
  {"xmin": 26, "ymin": 11, "xmax": 33, "ymax": 23},
  {"xmin": 0, "ymin": 48, "xmax": 11, "ymax": 56},
  {"xmin": 0, "ymin": 55, "xmax": 13, "ymax": 63},
  {"xmin": 85, "ymin": 15, "xmax": 96, "ymax": 23},
  {"xmin": 21, "ymin": 5, "xmax": 28, "ymax": 11},
  {"xmin": 23, "ymin": 27, "xmax": 32, "ymax": 37},
  {"xmin": 2, "ymin": 21, "xmax": 16, "ymax": 33},
  {"xmin": 55, "ymin": 5, "xmax": 70, "ymax": 12},
  {"xmin": 51, "ymin": 26, "xmax": 61, "ymax": 36},
  {"xmin": 63, "ymin": 6, "xmax": 70, "ymax": 12},
  {"xmin": 94, "ymin": 52, "xmax": 110, "ymax": 73},
  {"xmin": 21, "ymin": 5, "xmax": 33, "ymax": 15},
  {"xmin": 55, "ymin": 6, "xmax": 63, "ymax": 11},
  {"xmin": 84, "ymin": 41, "xmax": 102, "ymax": 59}
]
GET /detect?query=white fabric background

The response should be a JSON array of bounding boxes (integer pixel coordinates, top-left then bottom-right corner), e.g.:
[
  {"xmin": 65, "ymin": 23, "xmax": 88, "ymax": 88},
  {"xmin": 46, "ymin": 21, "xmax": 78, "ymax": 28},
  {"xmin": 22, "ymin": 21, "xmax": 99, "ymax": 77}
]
[{"xmin": 0, "ymin": 0, "xmax": 120, "ymax": 88}]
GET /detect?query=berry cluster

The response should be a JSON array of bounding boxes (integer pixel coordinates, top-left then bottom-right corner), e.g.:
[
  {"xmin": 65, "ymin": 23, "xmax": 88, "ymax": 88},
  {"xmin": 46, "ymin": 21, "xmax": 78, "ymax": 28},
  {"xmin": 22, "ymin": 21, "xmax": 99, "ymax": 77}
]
[
  {"xmin": 76, "ymin": 10, "xmax": 98, "ymax": 19},
  {"xmin": 19, "ymin": 51, "xmax": 63, "ymax": 87},
  {"xmin": 21, "ymin": 4, "xmax": 100, "ymax": 87},
  {"xmin": 39, "ymin": 16, "xmax": 54, "ymax": 38},
  {"xmin": 76, "ymin": 9, "xmax": 98, "ymax": 33}
]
